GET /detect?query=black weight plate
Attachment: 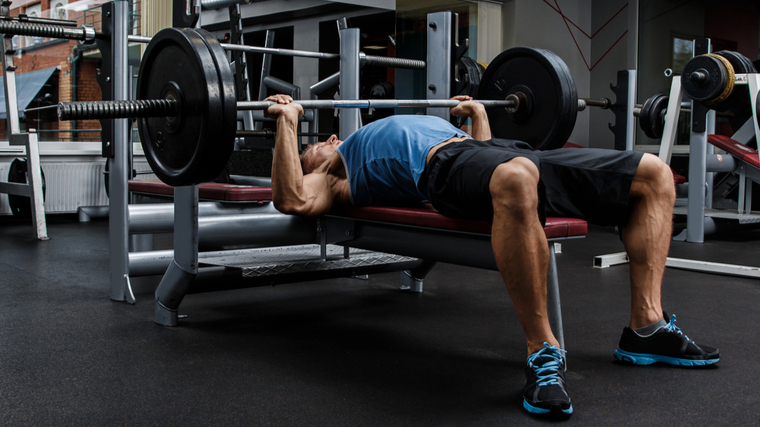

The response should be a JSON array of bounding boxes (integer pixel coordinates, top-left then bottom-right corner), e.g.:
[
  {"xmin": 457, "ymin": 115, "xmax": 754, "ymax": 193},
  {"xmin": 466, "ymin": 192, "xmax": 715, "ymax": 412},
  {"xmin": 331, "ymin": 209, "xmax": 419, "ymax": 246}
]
[
  {"xmin": 638, "ymin": 94, "xmax": 655, "ymax": 139},
  {"xmin": 7, "ymin": 158, "xmax": 45, "ymax": 217},
  {"xmin": 191, "ymin": 28, "xmax": 238, "ymax": 184},
  {"xmin": 648, "ymin": 94, "xmax": 669, "ymax": 139},
  {"xmin": 138, "ymin": 27, "xmax": 227, "ymax": 186},
  {"xmin": 713, "ymin": 51, "xmax": 750, "ymax": 112},
  {"xmin": 450, "ymin": 56, "xmax": 483, "ymax": 128},
  {"xmin": 681, "ymin": 55, "xmax": 727, "ymax": 102},
  {"xmin": 540, "ymin": 49, "xmax": 579, "ymax": 147},
  {"xmin": 478, "ymin": 47, "xmax": 577, "ymax": 150}
]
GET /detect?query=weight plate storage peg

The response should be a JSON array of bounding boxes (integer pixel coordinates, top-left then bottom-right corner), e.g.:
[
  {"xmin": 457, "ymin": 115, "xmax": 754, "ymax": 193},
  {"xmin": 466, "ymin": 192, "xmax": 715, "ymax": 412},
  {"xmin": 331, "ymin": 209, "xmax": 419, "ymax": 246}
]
[
  {"xmin": 137, "ymin": 27, "xmax": 237, "ymax": 186},
  {"xmin": 478, "ymin": 47, "xmax": 578, "ymax": 150}
]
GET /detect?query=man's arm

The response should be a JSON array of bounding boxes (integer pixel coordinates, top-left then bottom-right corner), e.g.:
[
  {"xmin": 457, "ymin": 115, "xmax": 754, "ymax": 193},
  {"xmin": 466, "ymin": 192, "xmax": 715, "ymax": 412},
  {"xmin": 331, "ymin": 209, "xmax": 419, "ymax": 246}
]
[
  {"xmin": 267, "ymin": 95, "xmax": 336, "ymax": 217},
  {"xmin": 449, "ymin": 95, "xmax": 492, "ymax": 140}
]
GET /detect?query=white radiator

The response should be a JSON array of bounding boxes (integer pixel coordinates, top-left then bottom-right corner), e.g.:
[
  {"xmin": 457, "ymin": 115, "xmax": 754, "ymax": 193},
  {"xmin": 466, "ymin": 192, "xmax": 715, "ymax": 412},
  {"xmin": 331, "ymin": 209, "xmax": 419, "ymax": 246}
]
[{"xmin": 0, "ymin": 160, "xmax": 155, "ymax": 214}]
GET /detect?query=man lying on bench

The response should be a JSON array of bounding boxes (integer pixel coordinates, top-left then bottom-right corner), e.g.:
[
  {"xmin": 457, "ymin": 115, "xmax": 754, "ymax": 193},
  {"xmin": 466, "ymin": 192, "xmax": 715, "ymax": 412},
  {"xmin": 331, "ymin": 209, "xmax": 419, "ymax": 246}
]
[{"xmin": 264, "ymin": 94, "xmax": 719, "ymax": 417}]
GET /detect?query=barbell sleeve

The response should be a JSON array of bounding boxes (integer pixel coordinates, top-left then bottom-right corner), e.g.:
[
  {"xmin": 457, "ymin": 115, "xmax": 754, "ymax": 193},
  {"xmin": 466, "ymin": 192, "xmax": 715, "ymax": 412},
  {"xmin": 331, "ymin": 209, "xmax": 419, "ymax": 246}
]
[
  {"xmin": 58, "ymin": 100, "xmax": 178, "ymax": 121},
  {"xmin": 359, "ymin": 52, "xmax": 426, "ymax": 70},
  {"xmin": 0, "ymin": 20, "xmax": 97, "ymax": 43}
]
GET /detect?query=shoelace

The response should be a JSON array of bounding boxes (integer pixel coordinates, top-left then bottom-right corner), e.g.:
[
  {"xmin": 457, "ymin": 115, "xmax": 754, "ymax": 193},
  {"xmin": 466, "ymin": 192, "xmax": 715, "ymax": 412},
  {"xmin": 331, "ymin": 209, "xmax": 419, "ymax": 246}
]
[
  {"xmin": 527, "ymin": 342, "xmax": 567, "ymax": 387},
  {"xmin": 662, "ymin": 314, "xmax": 691, "ymax": 342}
]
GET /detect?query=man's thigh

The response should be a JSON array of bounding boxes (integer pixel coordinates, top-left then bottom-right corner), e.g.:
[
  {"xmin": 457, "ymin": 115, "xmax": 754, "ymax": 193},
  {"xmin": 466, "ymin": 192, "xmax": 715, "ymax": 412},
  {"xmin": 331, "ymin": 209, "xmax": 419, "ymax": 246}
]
[
  {"xmin": 426, "ymin": 139, "xmax": 541, "ymax": 222},
  {"xmin": 536, "ymin": 147, "xmax": 644, "ymax": 226}
]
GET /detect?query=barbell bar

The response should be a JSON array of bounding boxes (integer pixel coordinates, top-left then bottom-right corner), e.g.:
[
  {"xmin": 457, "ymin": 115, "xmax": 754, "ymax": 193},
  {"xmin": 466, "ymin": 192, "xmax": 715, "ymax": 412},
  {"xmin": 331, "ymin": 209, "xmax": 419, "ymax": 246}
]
[
  {"xmin": 126, "ymin": 35, "xmax": 426, "ymax": 70},
  {"xmin": 58, "ymin": 95, "xmax": 615, "ymax": 121}
]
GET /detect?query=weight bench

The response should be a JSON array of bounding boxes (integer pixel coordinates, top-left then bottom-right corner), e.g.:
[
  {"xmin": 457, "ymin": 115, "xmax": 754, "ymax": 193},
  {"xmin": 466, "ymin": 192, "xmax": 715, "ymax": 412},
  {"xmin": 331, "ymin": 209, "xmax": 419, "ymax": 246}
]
[{"xmin": 127, "ymin": 180, "xmax": 587, "ymax": 348}]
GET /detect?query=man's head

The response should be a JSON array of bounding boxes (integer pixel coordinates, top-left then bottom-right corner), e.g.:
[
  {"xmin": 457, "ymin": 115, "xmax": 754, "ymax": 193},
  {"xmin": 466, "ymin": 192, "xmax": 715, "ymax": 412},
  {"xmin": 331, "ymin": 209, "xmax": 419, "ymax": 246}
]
[{"xmin": 300, "ymin": 134, "xmax": 342, "ymax": 174}]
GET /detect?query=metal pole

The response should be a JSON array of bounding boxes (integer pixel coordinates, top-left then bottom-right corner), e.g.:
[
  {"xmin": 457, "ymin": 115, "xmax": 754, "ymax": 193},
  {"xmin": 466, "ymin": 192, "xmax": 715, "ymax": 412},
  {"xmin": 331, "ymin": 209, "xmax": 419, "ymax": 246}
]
[
  {"xmin": 426, "ymin": 11, "xmax": 453, "ymax": 119},
  {"xmin": 109, "ymin": 0, "xmax": 133, "ymax": 302},
  {"xmin": 625, "ymin": 70, "xmax": 637, "ymax": 151},
  {"xmin": 339, "ymin": 28, "xmax": 361, "ymax": 139}
]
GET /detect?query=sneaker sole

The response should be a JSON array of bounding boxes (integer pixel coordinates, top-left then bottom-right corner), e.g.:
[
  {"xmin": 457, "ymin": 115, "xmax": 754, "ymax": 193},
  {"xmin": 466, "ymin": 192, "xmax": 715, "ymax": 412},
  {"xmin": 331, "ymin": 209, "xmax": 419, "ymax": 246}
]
[
  {"xmin": 614, "ymin": 348, "xmax": 719, "ymax": 366},
  {"xmin": 523, "ymin": 399, "xmax": 573, "ymax": 415}
]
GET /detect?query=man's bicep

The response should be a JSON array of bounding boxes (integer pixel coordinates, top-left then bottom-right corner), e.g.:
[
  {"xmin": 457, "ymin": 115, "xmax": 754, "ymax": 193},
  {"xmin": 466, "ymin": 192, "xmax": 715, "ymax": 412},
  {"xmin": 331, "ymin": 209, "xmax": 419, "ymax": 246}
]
[{"xmin": 300, "ymin": 173, "xmax": 337, "ymax": 216}]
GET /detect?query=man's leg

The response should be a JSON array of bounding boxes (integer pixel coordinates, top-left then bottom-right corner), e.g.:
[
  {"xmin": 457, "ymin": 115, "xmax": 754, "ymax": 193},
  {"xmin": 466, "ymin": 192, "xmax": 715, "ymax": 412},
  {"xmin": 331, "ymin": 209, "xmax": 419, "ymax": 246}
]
[
  {"xmin": 489, "ymin": 157, "xmax": 557, "ymax": 355},
  {"xmin": 622, "ymin": 153, "xmax": 674, "ymax": 329},
  {"xmin": 489, "ymin": 157, "xmax": 572, "ymax": 416},
  {"xmin": 616, "ymin": 153, "xmax": 719, "ymax": 366}
]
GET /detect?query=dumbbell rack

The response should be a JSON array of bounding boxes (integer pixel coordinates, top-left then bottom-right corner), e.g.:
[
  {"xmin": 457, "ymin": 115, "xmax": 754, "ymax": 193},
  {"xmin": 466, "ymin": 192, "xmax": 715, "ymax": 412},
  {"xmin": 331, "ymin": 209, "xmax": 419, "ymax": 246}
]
[{"xmin": 0, "ymin": 1, "xmax": 48, "ymax": 240}]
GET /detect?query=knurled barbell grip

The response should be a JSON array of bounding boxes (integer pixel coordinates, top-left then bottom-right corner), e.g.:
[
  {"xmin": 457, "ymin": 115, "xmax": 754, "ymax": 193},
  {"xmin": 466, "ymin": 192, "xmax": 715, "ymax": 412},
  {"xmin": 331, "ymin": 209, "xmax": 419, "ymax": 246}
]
[
  {"xmin": 57, "ymin": 100, "xmax": 178, "ymax": 121},
  {"xmin": 238, "ymin": 99, "xmax": 519, "ymax": 109},
  {"xmin": 0, "ymin": 20, "xmax": 97, "ymax": 42}
]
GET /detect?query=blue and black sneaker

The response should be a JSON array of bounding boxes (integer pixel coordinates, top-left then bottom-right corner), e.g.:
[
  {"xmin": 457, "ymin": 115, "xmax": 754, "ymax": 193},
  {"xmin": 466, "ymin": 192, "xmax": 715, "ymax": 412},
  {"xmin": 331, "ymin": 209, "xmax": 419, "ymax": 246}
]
[
  {"xmin": 522, "ymin": 342, "xmax": 573, "ymax": 416},
  {"xmin": 614, "ymin": 314, "xmax": 720, "ymax": 367}
]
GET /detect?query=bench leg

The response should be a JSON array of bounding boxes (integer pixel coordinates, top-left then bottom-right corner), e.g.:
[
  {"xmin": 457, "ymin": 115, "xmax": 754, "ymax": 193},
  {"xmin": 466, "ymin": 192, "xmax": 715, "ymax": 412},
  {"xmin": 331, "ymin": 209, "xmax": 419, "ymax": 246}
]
[
  {"xmin": 400, "ymin": 260, "xmax": 437, "ymax": 293},
  {"xmin": 154, "ymin": 186, "xmax": 199, "ymax": 326},
  {"xmin": 546, "ymin": 242, "xmax": 565, "ymax": 350}
]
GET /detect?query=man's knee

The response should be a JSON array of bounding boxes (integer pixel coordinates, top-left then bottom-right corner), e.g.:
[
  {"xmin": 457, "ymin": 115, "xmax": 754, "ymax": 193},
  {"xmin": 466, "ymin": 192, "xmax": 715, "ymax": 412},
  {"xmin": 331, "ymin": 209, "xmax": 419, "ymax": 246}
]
[
  {"xmin": 489, "ymin": 157, "xmax": 540, "ymax": 219},
  {"xmin": 632, "ymin": 153, "xmax": 676, "ymax": 203}
]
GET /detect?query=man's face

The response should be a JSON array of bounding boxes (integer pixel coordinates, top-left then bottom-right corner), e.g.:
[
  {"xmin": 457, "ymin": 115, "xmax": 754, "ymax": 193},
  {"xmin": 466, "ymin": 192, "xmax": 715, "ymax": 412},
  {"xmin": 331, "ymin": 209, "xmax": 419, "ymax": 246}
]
[{"xmin": 306, "ymin": 134, "xmax": 342, "ymax": 170}]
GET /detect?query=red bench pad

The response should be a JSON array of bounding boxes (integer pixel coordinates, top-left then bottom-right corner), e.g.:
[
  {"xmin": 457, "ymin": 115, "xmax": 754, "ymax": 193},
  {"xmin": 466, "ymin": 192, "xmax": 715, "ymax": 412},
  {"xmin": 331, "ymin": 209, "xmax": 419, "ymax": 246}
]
[
  {"xmin": 128, "ymin": 180, "xmax": 273, "ymax": 202},
  {"xmin": 128, "ymin": 181, "xmax": 587, "ymax": 238},
  {"xmin": 330, "ymin": 204, "xmax": 587, "ymax": 239},
  {"xmin": 708, "ymin": 135, "xmax": 760, "ymax": 169}
]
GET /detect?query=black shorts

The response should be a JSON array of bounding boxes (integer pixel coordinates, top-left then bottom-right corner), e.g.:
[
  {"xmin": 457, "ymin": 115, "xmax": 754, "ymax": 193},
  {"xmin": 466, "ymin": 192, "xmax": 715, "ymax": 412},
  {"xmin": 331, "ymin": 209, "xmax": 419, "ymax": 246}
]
[{"xmin": 421, "ymin": 138, "xmax": 645, "ymax": 227}]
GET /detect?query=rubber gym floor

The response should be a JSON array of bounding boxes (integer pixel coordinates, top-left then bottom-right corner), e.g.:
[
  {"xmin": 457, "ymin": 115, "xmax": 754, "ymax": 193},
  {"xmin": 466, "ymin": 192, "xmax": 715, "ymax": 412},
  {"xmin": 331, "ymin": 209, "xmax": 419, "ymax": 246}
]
[{"xmin": 1, "ymin": 214, "xmax": 758, "ymax": 426}]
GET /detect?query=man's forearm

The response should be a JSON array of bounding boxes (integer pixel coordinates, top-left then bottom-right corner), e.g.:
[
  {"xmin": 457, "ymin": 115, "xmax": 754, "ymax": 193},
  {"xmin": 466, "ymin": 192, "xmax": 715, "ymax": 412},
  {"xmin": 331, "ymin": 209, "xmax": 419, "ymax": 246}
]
[
  {"xmin": 470, "ymin": 105, "xmax": 492, "ymax": 140},
  {"xmin": 271, "ymin": 113, "xmax": 307, "ymax": 210}
]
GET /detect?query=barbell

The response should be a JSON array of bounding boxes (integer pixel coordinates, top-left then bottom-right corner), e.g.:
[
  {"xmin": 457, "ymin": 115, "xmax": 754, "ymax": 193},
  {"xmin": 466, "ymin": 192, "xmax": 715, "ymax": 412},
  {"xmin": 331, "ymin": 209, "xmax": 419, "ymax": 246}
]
[{"xmin": 55, "ymin": 27, "xmax": 619, "ymax": 186}]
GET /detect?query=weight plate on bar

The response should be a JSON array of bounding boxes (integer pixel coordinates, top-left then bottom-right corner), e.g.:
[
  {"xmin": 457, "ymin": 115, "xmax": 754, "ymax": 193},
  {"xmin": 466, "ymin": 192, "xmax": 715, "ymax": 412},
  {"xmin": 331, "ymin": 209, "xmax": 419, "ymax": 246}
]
[
  {"xmin": 192, "ymin": 27, "xmax": 238, "ymax": 182},
  {"xmin": 638, "ymin": 94, "xmax": 655, "ymax": 139},
  {"xmin": 712, "ymin": 51, "xmax": 752, "ymax": 113},
  {"xmin": 681, "ymin": 54, "xmax": 728, "ymax": 103},
  {"xmin": 137, "ymin": 27, "xmax": 236, "ymax": 186},
  {"xmin": 451, "ymin": 56, "xmax": 482, "ymax": 128},
  {"xmin": 478, "ymin": 47, "xmax": 578, "ymax": 150},
  {"xmin": 647, "ymin": 94, "xmax": 668, "ymax": 139}
]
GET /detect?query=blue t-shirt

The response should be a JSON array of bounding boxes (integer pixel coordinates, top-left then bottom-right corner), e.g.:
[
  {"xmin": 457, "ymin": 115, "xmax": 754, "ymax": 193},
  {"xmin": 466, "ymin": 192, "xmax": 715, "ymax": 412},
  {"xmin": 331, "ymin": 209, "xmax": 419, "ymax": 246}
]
[{"xmin": 336, "ymin": 115, "xmax": 470, "ymax": 205}]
